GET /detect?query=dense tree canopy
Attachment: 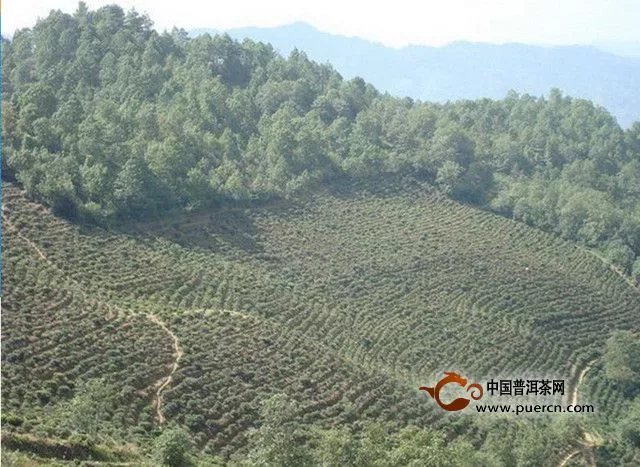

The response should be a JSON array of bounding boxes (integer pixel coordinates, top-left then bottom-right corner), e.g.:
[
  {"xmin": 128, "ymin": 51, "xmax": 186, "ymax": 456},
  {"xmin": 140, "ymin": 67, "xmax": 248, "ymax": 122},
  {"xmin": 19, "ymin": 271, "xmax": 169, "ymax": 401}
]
[{"xmin": 3, "ymin": 3, "xmax": 640, "ymax": 269}]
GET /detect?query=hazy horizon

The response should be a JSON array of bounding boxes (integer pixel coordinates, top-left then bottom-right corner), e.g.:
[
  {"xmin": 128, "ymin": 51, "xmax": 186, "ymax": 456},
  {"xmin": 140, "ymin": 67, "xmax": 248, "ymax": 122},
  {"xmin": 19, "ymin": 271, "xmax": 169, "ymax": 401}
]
[
  {"xmin": 192, "ymin": 21, "xmax": 640, "ymax": 58},
  {"xmin": 3, "ymin": 0, "xmax": 640, "ymax": 52}
]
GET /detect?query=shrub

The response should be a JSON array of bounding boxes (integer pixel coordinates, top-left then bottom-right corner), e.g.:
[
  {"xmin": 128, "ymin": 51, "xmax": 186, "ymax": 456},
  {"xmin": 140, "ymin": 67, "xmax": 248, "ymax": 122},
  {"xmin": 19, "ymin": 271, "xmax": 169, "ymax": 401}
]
[{"xmin": 153, "ymin": 427, "xmax": 193, "ymax": 466}]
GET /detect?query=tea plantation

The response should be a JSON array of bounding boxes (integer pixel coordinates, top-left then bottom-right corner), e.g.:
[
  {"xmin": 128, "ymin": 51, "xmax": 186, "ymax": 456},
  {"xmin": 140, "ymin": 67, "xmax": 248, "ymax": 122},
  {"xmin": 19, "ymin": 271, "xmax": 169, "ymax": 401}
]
[{"xmin": 2, "ymin": 181, "xmax": 639, "ymax": 464}]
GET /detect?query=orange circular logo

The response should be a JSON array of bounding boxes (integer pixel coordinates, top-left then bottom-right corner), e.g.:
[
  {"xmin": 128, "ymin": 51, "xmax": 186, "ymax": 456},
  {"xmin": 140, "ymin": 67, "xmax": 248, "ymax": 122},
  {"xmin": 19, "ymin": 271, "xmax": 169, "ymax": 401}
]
[{"xmin": 419, "ymin": 371, "xmax": 484, "ymax": 411}]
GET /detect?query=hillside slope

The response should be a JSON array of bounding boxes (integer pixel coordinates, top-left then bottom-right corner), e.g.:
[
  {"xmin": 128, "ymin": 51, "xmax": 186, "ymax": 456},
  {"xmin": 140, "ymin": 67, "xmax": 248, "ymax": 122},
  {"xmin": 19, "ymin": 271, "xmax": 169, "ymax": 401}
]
[{"xmin": 3, "ymin": 181, "xmax": 639, "ymax": 462}]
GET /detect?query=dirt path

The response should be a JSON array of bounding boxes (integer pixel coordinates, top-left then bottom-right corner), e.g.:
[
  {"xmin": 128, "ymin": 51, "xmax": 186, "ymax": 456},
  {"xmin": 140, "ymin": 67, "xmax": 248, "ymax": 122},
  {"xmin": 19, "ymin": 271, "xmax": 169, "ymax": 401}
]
[
  {"xmin": 570, "ymin": 359, "xmax": 597, "ymax": 407},
  {"xmin": 558, "ymin": 359, "xmax": 599, "ymax": 467},
  {"xmin": 147, "ymin": 313, "xmax": 184, "ymax": 424}
]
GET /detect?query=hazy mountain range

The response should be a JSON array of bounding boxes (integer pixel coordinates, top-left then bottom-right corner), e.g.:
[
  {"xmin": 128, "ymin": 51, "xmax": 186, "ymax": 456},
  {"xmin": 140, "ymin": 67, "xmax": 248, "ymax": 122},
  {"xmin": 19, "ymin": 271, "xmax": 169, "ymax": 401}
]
[{"xmin": 191, "ymin": 22, "xmax": 640, "ymax": 128}]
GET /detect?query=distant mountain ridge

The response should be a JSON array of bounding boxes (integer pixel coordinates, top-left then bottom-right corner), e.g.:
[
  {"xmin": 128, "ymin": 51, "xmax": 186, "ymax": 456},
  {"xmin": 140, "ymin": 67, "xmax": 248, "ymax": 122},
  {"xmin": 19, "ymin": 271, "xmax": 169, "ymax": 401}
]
[{"xmin": 191, "ymin": 22, "xmax": 640, "ymax": 128}]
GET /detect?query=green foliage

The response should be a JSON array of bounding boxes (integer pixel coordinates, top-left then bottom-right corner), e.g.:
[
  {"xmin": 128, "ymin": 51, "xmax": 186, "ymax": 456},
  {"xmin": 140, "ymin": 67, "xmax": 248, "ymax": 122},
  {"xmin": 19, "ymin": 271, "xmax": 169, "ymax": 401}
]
[
  {"xmin": 619, "ymin": 397, "xmax": 640, "ymax": 447},
  {"xmin": 0, "ymin": 431, "xmax": 141, "ymax": 464},
  {"xmin": 476, "ymin": 417, "xmax": 581, "ymax": 467},
  {"xmin": 632, "ymin": 258, "xmax": 640, "ymax": 281},
  {"xmin": 314, "ymin": 426, "xmax": 360, "ymax": 466},
  {"xmin": 245, "ymin": 394, "xmax": 313, "ymax": 467},
  {"xmin": 49, "ymin": 379, "xmax": 117, "ymax": 437},
  {"xmin": 154, "ymin": 427, "xmax": 193, "ymax": 466},
  {"xmin": 310, "ymin": 422, "xmax": 481, "ymax": 466},
  {"xmin": 603, "ymin": 240, "xmax": 636, "ymax": 273},
  {"xmin": 436, "ymin": 160, "xmax": 463, "ymax": 194}
]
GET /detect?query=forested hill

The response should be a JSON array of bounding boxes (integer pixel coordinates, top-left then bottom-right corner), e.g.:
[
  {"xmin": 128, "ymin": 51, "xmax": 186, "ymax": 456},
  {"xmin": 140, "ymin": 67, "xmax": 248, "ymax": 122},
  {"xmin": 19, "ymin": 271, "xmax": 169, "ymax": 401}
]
[
  {"xmin": 192, "ymin": 22, "xmax": 640, "ymax": 128},
  {"xmin": 2, "ymin": 4, "xmax": 640, "ymax": 275}
]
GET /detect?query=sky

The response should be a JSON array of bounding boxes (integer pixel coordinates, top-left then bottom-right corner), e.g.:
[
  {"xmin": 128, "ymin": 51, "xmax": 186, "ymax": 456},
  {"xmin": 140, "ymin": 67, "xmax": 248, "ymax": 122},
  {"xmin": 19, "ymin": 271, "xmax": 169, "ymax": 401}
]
[{"xmin": 2, "ymin": 0, "xmax": 640, "ymax": 48}]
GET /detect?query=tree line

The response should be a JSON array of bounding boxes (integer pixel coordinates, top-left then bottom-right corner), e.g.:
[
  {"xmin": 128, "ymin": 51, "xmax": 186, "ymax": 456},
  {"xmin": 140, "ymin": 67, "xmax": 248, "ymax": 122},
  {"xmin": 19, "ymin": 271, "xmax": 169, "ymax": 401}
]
[{"xmin": 3, "ymin": 3, "xmax": 640, "ymax": 274}]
